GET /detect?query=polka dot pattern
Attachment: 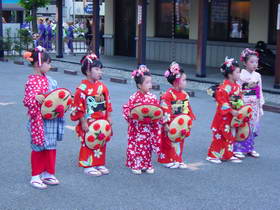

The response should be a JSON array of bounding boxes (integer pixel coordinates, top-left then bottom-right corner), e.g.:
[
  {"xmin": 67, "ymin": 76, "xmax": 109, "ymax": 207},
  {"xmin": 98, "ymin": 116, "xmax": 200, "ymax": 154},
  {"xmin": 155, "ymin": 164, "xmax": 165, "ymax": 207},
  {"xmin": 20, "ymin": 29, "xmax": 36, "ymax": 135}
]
[{"xmin": 23, "ymin": 75, "xmax": 49, "ymax": 146}]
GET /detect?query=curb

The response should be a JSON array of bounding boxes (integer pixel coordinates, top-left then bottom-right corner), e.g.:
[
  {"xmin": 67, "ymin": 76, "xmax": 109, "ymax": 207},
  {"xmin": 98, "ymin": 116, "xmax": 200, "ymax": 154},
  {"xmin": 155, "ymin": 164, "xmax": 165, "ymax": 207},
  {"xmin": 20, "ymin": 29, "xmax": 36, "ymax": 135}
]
[
  {"xmin": 110, "ymin": 77, "xmax": 127, "ymax": 84},
  {"xmin": 14, "ymin": 61, "xmax": 25, "ymax": 65},
  {"xmin": 64, "ymin": 69, "xmax": 78, "ymax": 75},
  {"xmin": 0, "ymin": 58, "xmax": 9, "ymax": 62},
  {"xmin": 152, "ymin": 84, "xmax": 160, "ymax": 91},
  {"xmin": 50, "ymin": 67, "xmax": 58, "ymax": 72},
  {"xmin": 51, "ymin": 58, "xmax": 280, "ymax": 95},
  {"xmin": 263, "ymin": 104, "xmax": 280, "ymax": 113}
]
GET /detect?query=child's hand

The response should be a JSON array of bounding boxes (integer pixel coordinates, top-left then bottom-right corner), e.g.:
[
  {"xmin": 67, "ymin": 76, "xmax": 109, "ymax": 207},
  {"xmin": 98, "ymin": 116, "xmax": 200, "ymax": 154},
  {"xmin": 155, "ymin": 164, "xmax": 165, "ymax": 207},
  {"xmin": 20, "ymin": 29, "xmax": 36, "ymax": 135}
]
[
  {"xmin": 231, "ymin": 110, "xmax": 239, "ymax": 117},
  {"xmin": 81, "ymin": 121, "xmax": 89, "ymax": 132},
  {"xmin": 35, "ymin": 95, "xmax": 45, "ymax": 104}
]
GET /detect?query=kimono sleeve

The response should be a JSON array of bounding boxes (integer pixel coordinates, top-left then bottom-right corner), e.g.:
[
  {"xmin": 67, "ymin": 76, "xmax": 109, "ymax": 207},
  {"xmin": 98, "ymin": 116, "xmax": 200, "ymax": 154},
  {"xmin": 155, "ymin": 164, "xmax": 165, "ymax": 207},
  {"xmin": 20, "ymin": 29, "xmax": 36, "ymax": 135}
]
[
  {"xmin": 215, "ymin": 88, "xmax": 233, "ymax": 116},
  {"xmin": 258, "ymin": 75, "xmax": 265, "ymax": 116},
  {"xmin": 160, "ymin": 92, "xmax": 173, "ymax": 124},
  {"xmin": 23, "ymin": 79, "xmax": 42, "ymax": 117},
  {"xmin": 122, "ymin": 96, "xmax": 134, "ymax": 122},
  {"xmin": 70, "ymin": 88, "xmax": 87, "ymax": 121},
  {"xmin": 103, "ymin": 85, "xmax": 113, "ymax": 113},
  {"xmin": 187, "ymin": 102, "xmax": 196, "ymax": 120}
]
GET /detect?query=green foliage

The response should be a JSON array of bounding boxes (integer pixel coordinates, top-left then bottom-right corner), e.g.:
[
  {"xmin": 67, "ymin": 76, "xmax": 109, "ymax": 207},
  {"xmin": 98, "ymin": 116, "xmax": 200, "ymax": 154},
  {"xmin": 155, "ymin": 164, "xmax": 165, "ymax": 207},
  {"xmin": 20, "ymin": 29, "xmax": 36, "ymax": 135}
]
[
  {"xmin": 19, "ymin": 0, "xmax": 51, "ymax": 10},
  {"xmin": 2, "ymin": 29, "xmax": 13, "ymax": 52},
  {"xmin": 14, "ymin": 29, "xmax": 34, "ymax": 56}
]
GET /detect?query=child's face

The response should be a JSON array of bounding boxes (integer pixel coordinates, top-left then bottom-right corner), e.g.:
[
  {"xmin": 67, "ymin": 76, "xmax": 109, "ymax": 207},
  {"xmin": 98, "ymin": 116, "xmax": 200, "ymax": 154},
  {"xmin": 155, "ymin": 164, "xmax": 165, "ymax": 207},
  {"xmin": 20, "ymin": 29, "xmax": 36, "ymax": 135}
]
[
  {"xmin": 229, "ymin": 67, "xmax": 241, "ymax": 82},
  {"xmin": 36, "ymin": 61, "xmax": 51, "ymax": 74},
  {"xmin": 174, "ymin": 73, "xmax": 187, "ymax": 90},
  {"xmin": 138, "ymin": 76, "xmax": 152, "ymax": 94},
  {"xmin": 245, "ymin": 55, "xmax": 259, "ymax": 72},
  {"xmin": 88, "ymin": 67, "xmax": 103, "ymax": 81}
]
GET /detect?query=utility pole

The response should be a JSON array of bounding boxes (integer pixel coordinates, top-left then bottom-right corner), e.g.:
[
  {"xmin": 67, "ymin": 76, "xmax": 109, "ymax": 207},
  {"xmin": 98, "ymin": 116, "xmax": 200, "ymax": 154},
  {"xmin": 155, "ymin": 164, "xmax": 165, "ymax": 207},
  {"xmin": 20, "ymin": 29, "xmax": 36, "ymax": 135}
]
[
  {"xmin": 196, "ymin": 0, "xmax": 209, "ymax": 77},
  {"xmin": 56, "ymin": 0, "xmax": 64, "ymax": 58},
  {"xmin": 91, "ymin": 0, "xmax": 100, "ymax": 57},
  {"xmin": 137, "ymin": 0, "xmax": 148, "ymax": 65}
]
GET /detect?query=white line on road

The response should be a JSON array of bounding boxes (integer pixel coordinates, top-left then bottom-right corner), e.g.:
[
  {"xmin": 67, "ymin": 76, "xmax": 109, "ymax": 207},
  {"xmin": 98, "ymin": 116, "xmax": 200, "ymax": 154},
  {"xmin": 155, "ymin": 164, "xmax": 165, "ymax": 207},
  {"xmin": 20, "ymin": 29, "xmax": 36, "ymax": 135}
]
[{"xmin": 0, "ymin": 102, "xmax": 16, "ymax": 106}]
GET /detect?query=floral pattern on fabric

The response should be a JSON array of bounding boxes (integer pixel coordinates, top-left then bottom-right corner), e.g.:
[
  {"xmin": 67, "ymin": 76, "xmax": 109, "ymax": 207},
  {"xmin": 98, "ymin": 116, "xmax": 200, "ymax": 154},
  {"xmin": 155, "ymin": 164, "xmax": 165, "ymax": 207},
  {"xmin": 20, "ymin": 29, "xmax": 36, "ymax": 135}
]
[{"xmin": 123, "ymin": 91, "xmax": 161, "ymax": 170}]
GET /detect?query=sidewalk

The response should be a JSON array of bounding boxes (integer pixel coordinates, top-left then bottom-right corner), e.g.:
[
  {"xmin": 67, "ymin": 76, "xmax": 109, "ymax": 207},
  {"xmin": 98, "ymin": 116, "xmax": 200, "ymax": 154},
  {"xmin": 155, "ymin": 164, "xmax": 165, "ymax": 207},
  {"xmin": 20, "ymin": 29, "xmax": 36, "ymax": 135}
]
[{"xmin": 52, "ymin": 54, "xmax": 280, "ymax": 95}]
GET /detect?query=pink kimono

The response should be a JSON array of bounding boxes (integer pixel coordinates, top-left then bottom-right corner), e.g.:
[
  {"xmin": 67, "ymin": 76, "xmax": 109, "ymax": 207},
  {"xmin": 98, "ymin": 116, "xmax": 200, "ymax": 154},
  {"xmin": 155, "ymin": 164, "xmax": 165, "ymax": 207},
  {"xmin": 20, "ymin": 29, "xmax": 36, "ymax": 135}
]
[{"xmin": 234, "ymin": 69, "xmax": 265, "ymax": 153}]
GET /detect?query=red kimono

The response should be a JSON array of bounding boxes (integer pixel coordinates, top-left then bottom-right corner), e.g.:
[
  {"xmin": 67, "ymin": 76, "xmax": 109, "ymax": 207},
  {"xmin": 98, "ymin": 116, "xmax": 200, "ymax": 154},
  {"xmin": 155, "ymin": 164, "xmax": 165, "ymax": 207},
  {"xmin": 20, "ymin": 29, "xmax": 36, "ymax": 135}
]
[
  {"xmin": 158, "ymin": 88, "xmax": 196, "ymax": 164},
  {"xmin": 207, "ymin": 80, "xmax": 242, "ymax": 160},
  {"xmin": 71, "ymin": 80, "xmax": 112, "ymax": 167},
  {"xmin": 123, "ymin": 91, "xmax": 161, "ymax": 170}
]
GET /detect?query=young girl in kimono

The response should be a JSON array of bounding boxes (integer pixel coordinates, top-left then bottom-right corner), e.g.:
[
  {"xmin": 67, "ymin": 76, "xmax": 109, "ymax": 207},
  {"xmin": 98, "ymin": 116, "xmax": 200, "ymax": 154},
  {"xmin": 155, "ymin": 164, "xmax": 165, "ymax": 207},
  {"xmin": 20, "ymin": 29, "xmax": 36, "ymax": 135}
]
[
  {"xmin": 123, "ymin": 65, "xmax": 161, "ymax": 175},
  {"xmin": 206, "ymin": 57, "xmax": 243, "ymax": 164},
  {"xmin": 23, "ymin": 46, "xmax": 64, "ymax": 189},
  {"xmin": 71, "ymin": 54, "xmax": 112, "ymax": 177},
  {"xmin": 233, "ymin": 49, "xmax": 264, "ymax": 159},
  {"xmin": 158, "ymin": 62, "xmax": 196, "ymax": 169}
]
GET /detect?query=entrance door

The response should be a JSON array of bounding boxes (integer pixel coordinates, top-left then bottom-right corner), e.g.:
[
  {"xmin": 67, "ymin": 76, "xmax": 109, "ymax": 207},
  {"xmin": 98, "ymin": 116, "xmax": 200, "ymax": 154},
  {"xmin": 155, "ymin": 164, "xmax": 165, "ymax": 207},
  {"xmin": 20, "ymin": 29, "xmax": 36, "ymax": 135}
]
[{"xmin": 115, "ymin": 0, "xmax": 136, "ymax": 57}]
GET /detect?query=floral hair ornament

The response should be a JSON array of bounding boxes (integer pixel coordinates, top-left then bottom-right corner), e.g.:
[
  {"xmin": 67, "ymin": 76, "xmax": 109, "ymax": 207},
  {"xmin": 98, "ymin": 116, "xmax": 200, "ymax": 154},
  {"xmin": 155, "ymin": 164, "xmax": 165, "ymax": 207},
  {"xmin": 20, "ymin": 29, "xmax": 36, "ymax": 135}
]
[
  {"xmin": 221, "ymin": 56, "xmax": 235, "ymax": 73},
  {"xmin": 240, "ymin": 48, "xmax": 259, "ymax": 62},
  {"xmin": 131, "ymin": 65, "xmax": 150, "ymax": 78},
  {"xmin": 164, "ymin": 61, "xmax": 181, "ymax": 78},
  {"xmin": 81, "ymin": 53, "xmax": 99, "ymax": 70},
  {"xmin": 23, "ymin": 51, "xmax": 33, "ymax": 62},
  {"xmin": 34, "ymin": 46, "xmax": 46, "ymax": 67},
  {"xmin": 84, "ymin": 53, "xmax": 98, "ymax": 64}
]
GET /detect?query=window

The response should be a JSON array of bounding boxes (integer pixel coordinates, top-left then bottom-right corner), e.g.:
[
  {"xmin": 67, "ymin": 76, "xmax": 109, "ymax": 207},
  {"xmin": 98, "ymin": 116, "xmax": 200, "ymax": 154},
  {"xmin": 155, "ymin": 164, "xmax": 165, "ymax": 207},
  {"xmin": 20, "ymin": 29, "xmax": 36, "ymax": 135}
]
[
  {"xmin": 208, "ymin": 0, "xmax": 251, "ymax": 42},
  {"xmin": 156, "ymin": 0, "xmax": 190, "ymax": 39},
  {"xmin": 2, "ymin": 11, "xmax": 23, "ymax": 23}
]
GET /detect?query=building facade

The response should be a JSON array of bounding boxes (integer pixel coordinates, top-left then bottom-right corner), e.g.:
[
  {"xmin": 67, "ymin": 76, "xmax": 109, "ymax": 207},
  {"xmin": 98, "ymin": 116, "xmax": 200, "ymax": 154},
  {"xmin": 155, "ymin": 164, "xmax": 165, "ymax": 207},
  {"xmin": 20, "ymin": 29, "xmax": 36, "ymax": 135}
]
[
  {"xmin": 103, "ymin": 0, "xmax": 278, "ymax": 67},
  {"xmin": 2, "ymin": 0, "xmax": 24, "ymax": 24},
  {"xmin": 37, "ymin": 0, "xmax": 105, "ymax": 23}
]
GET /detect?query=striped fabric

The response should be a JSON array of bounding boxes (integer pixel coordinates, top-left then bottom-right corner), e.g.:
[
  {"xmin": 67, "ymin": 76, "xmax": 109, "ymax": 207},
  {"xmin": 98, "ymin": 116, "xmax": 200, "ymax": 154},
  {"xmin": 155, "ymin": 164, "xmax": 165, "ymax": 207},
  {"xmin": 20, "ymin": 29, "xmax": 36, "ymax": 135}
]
[
  {"xmin": 28, "ymin": 118, "xmax": 65, "ymax": 152},
  {"xmin": 27, "ymin": 76, "xmax": 65, "ymax": 152}
]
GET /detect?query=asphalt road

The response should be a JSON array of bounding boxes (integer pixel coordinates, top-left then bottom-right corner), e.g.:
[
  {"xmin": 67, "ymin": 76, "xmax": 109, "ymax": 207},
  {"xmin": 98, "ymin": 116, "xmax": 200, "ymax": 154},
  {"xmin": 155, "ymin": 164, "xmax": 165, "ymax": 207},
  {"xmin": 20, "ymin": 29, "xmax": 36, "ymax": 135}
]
[{"xmin": 0, "ymin": 61, "xmax": 279, "ymax": 210}]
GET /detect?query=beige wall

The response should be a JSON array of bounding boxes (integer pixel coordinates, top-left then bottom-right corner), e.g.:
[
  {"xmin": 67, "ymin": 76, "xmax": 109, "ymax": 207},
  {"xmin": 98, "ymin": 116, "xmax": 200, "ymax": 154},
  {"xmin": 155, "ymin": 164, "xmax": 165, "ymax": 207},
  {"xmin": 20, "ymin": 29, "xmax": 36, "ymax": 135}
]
[
  {"xmin": 249, "ymin": 0, "xmax": 270, "ymax": 43},
  {"xmin": 146, "ymin": 0, "xmax": 198, "ymax": 39},
  {"xmin": 189, "ymin": 0, "xmax": 199, "ymax": 40},
  {"xmin": 147, "ymin": 0, "xmax": 155, "ymax": 37},
  {"xmin": 104, "ymin": 0, "xmax": 114, "ymax": 35},
  {"xmin": 104, "ymin": 0, "xmax": 270, "ymax": 43}
]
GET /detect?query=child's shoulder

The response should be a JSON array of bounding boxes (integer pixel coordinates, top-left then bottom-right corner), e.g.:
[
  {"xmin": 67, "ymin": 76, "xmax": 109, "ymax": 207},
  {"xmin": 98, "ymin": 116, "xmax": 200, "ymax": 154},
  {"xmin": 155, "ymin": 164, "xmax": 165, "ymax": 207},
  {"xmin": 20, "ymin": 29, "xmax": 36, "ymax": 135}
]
[
  {"xmin": 147, "ymin": 91, "xmax": 157, "ymax": 99},
  {"xmin": 253, "ymin": 71, "xmax": 262, "ymax": 78},
  {"xmin": 26, "ymin": 74, "xmax": 43, "ymax": 84},
  {"xmin": 129, "ymin": 91, "xmax": 140, "ymax": 100}
]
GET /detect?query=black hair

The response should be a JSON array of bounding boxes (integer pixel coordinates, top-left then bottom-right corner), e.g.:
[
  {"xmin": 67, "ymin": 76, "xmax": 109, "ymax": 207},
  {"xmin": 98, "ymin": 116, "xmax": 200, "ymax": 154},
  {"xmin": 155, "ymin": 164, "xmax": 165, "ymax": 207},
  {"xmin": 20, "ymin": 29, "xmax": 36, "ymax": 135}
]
[
  {"xmin": 166, "ymin": 68, "xmax": 185, "ymax": 85},
  {"xmin": 220, "ymin": 60, "xmax": 240, "ymax": 78},
  {"xmin": 243, "ymin": 52, "xmax": 258, "ymax": 63},
  {"xmin": 30, "ymin": 49, "xmax": 51, "ymax": 66},
  {"xmin": 80, "ymin": 55, "xmax": 103, "ymax": 76},
  {"xmin": 134, "ymin": 71, "xmax": 151, "ymax": 88}
]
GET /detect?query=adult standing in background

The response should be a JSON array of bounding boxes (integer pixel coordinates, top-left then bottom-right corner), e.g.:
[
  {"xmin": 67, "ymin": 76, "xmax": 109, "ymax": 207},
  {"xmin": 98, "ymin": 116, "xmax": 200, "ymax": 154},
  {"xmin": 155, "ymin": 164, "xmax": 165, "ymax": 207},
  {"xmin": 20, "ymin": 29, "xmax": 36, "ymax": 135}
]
[
  {"xmin": 38, "ymin": 18, "xmax": 46, "ymax": 48},
  {"xmin": 46, "ymin": 20, "xmax": 53, "ymax": 52},
  {"xmin": 67, "ymin": 22, "xmax": 74, "ymax": 54},
  {"xmin": 85, "ymin": 19, "xmax": 92, "ymax": 50}
]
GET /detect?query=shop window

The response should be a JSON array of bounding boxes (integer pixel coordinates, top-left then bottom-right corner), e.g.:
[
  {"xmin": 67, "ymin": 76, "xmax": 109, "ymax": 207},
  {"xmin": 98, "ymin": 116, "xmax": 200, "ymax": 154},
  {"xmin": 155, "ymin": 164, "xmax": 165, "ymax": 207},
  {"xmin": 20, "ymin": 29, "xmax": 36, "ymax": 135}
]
[
  {"xmin": 208, "ymin": 0, "xmax": 251, "ymax": 42},
  {"xmin": 156, "ymin": 0, "xmax": 190, "ymax": 39}
]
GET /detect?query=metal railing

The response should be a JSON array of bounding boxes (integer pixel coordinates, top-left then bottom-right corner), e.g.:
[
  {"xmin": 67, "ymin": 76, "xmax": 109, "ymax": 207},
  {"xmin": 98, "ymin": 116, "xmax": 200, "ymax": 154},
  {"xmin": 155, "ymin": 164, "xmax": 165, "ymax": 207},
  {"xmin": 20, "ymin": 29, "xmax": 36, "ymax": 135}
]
[{"xmin": 0, "ymin": 36, "xmax": 91, "ymax": 56}]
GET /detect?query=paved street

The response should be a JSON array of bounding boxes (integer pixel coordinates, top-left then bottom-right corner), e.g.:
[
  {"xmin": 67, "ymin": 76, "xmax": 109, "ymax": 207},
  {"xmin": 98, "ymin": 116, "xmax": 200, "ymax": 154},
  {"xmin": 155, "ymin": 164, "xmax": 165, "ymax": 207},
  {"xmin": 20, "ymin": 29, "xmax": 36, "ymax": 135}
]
[{"xmin": 0, "ymin": 61, "xmax": 280, "ymax": 210}]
